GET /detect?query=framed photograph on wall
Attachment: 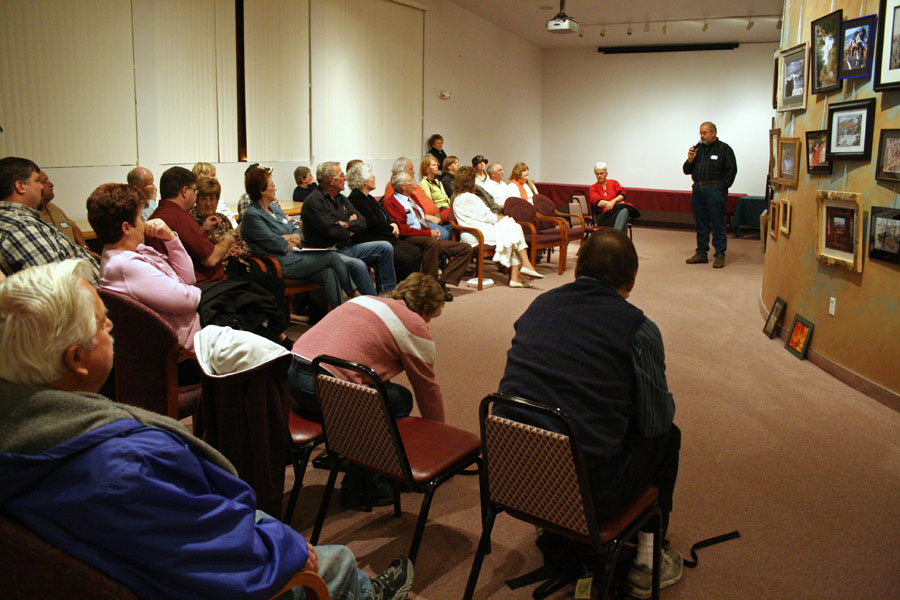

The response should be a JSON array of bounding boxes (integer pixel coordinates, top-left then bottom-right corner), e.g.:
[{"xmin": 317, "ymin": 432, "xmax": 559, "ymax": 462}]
[
  {"xmin": 768, "ymin": 199, "xmax": 779, "ymax": 240},
  {"xmin": 778, "ymin": 43, "xmax": 808, "ymax": 111},
  {"xmin": 816, "ymin": 190, "xmax": 864, "ymax": 271},
  {"xmin": 763, "ymin": 296, "xmax": 787, "ymax": 338},
  {"xmin": 869, "ymin": 206, "xmax": 900, "ymax": 264},
  {"xmin": 806, "ymin": 129, "xmax": 832, "ymax": 174},
  {"xmin": 776, "ymin": 137, "xmax": 800, "ymax": 186},
  {"xmin": 785, "ymin": 314, "xmax": 815, "ymax": 359},
  {"xmin": 779, "ymin": 199, "xmax": 792, "ymax": 234},
  {"xmin": 838, "ymin": 14, "xmax": 877, "ymax": 79},
  {"xmin": 875, "ymin": 129, "xmax": 900, "ymax": 181},
  {"xmin": 772, "ymin": 53, "xmax": 779, "ymax": 108},
  {"xmin": 769, "ymin": 128, "xmax": 781, "ymax": 179},
  {"xmin": 826, "ymin": 98, "xmax": 876, "ymax": 161},
  {"xmin": 874, "ymin": 0, "xmax": 900, "ymax": 90},
  {"xmin": 811, "ymin": 10, "xmax": 843, "ymax": 93}
]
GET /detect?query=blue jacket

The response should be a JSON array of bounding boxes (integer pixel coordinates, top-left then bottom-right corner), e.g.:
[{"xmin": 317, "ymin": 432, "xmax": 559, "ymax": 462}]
[{"xmin": 0, "ymin": 410, "xmax": 308, "ymax": 599}]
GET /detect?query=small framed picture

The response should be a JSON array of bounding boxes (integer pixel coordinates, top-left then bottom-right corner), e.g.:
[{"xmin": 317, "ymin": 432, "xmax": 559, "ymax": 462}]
[
  {"xmin": 869, "ymin": 206, "xmax": 900, "ymax": 264},
  {"xmin": 826, "ymin": 97, "xmax": 876, "ymax": 161},
  {"xmin": 874, "ymin": 0, "xmax": 900, "ymax": 91},
  {"xmin": 763, "ymin": 296, "xmax": 787, "ymax": 338},
  {"xmin": 777, "ymin": 42, "xmax": 808, "ymax": 112},
  {"xmin": 785, "ymin": 314, "xmax": 815, "ymax": 359},
  {"xmin": 768, "ymin": 199, "xmax": 779, "ymax": 240},
  {"xmin": 772, "ymin": 53, "xmax": 779, "ymax": 109},
  {"xmin": 779, "ymin": 199, "xmax": 792, "ymax": 234},
  {"xmin": 769, "ymin": 128, "xmax": 781, "ymax": 179},
  {"xmin": 806, "ymin": 129, "xmax": 832, "ymax": 174},
  {"xmin": 875, "ymin": 129, "xmax": 900, "ymax": 181},
  {"xmin": 838, "ymin": 14, "xmax": 877, "ymax": 80},
  {"xmin": 816, "ymin": 190, "xmax": 864, "ymax": 272},
  {"xmin": 776, "ymin": 137, "xmax": 800, "ymax": 186},
  {"xmin": 811, "ymin": 9, "xmax": 843, "ymax": 93}
]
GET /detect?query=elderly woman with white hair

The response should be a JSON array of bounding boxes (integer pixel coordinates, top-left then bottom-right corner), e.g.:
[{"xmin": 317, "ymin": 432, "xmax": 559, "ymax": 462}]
[
  {"xmin": 588, "ymin": 162, "xmax": 633, "ymax": 232},
  {"xmin": 346, "ymin": 162, "xmax": 422, "ymax": 282}
]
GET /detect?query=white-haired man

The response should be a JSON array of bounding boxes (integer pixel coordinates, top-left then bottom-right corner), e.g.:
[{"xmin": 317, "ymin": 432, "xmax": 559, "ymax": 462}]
[
  {"xmin": 479, "ymin": 162, "xmax": 513, "ymax": 209},
  {"xmin": 0, "ymin": 259, "xmax": 413, "ymax": 600}
]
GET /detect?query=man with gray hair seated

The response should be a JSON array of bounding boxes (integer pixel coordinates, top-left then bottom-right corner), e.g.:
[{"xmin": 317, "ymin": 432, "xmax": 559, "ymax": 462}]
[
  {"xmin": 0, "ymin": 259, "xmax": 414, "ymax": 600},
  {"xmin": 301, "ymin": 161, "xmax": 396, "ymax": 295},
  {"xmin": 478, "ymin": 162, "xmax": 512, "ymax": 211}
]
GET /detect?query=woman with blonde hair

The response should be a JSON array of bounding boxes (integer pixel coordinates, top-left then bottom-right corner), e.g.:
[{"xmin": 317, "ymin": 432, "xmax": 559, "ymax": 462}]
[
  {"xmin": 191, "ymin": 161, "xmax": 237, "ymax": 227},
  {"xmin": 452, "ymin": 166, "xmax": 543, "ymax": 288},
  {"xmin": 419, "ymin": 155, "xmax": 452, "ymax": 239},
  {"xmin": 507, "ymin": 162, "xmax": 537, "ymax": 203}
]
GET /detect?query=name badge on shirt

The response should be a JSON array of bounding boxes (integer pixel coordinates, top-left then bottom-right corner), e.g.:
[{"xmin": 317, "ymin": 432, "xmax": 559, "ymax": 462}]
[
  {"xmin": 711, "ymin": 155, "xmax": 719, "ymax": 160},
  {"xmin": 59, "ymin": 221, "xmax": 70, "ymax": 228}
]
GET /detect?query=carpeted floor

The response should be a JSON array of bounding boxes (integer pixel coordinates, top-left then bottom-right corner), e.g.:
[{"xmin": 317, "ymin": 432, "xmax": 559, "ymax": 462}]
[{"xmin": 284, "ymin": 226, "xmax": 900, "ymax": 600}]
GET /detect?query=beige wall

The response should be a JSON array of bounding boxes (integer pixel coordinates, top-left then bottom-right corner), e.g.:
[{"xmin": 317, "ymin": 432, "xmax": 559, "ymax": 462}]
[{"xmin": 762, "ymin": 0, "xmax": 900, "ymax": 395}]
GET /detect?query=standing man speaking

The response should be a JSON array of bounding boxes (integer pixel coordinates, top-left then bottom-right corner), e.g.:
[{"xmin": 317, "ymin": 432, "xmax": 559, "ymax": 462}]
[{"xmin": 683, "ymin": 121, "xmax": 737, "ymax": 269}]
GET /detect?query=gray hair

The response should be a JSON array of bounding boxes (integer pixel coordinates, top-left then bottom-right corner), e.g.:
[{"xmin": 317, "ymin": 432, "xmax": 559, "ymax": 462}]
[
  {"xmin": 315, "ymin": 161, "xmax": 341, "ymax": 185},
  {"xmin": 293, "ymin": 165, "xmax": 311, "ymax": 185},
  {"xmin": 390, "ymin": 170, "xmax": 410, "ymax": 191},
  {"xmin": 391, "ymin": 157, "xmax": 409, "ymax": 176},
  {"xmin": 347, "ymin": 163, "xmax": 374, "ymax": 191},
  {"xmin": 487, "ymin": 162, "xmax": 503, "ymax": 175},
  {"xmin": 594, "ymin": 162, "xmax": 608, "ymax": 172},
  {"xmin": 700, "ymin": 121, "xmax": 717, "ymax": 133},
  {"xmin": 0, "ymin": 259, "xmax": 99, "ymax": 385}
]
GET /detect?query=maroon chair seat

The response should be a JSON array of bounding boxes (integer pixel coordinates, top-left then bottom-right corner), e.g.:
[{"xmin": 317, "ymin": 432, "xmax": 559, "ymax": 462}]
[
  {"xmin": 97, "ymin": 289, "xmax": 200, "ymax": 420},
  {"xmin": 283, "ymin": 410, "xmax": 326, "ymax": 523},
  {"xmin": 396, "ymin": 417, "xmax": 481, "ymax": 482}
]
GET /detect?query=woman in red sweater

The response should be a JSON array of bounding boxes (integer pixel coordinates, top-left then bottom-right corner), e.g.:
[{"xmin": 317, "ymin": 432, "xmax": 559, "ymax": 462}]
[{"xmin": 589, "ymin": 162, "xmax": 635, "ymax": 232}]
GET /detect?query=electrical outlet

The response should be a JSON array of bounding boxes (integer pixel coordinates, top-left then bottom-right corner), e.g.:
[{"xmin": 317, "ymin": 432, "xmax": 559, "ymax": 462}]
[{"xmin": 829, "ymin": 297, "xmax": 836, "ymax": 316}]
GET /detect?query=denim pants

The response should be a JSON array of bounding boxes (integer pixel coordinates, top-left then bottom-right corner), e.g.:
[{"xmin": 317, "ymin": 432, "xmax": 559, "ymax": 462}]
[
  {"xmin": 691, "ymin": 183, "xmax": 727, "ymax": 256},
  {"xmin": 278, "ymin": 543, "xmax": 373, "ymax": 600},
  {"xmin": 427, "ymin": 221, "xmax": 452, "ymax": 240},
  {"xmin": 338, "ymin": 241, "xmax": 396, "ymax": 294}
]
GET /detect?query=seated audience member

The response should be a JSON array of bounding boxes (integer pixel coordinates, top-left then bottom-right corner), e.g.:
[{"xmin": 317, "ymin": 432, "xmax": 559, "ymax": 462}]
[
  {"xmin": 0, "ymin": 259, "xmax": 414, "ymax": 600},
  {"xmin": 439, "ymin": 156, "xmax": 460, "ymax": 197},
  {"xmin": 472, "ymin": 155, "xmax": 489, "ymax": 184},
  {"xmin": 237, "ymin": 163, "xmax": 280, "ymax": 218},
  {"xmin": 479, "ymin": 162, "xmax": 513, "ymax": 210},
  {"xmin": 451, "ymin": 167, "xmax": 542, "ymax": 288},
  {"xmin": 507, "ymin": 162, "xmax": 537, "ymax": 204},
  {"xmin": 192, "ymin": 161, "xmax": 237, "ymax": 227},
  {"xmin": 420, "ymin": 156, "xmax": 451, "ymax": 221},
  {"xmin": 383, "ymin": 171, "xmax": 472, "ymax": 302},
  {"xmin": 346, "ymin": 162, "xmax": 422, "ymax": 283},
  {"xmin": 425, "ymin": 133, "xmax": 447, "ymax": 171},
  {"xmin": 344, "ymin": 159, "xmax": 363, "ymax": 195},
  {"xmin": 384, "ymin": 157, "xmax": 449, "ymax": 239},
  {"xmin": 37, "ymin": 170, "xmax": 91, "ymax": 251},
  {"xmin": 0, "ymin": 156, "xmax": 99, "ymax": 281},
  {"xmin": 292, "ymin": 165, "xmax": 317, "ymax": 203},
  {"xmin": 497, "ymin": 229, "xmax": 682, "ymax": 598},
  {"xmin": 127, "ymin": 166, "xmax": 158, "ymax": 220},
  {"xmin": 240, "ymin": 167, "xmax": 355, "ymax": 309},
  {"xmin": 87, "ymin": 183, "xmax": 201, "ymax": 351},
  {"xmin": 289, "ymin": 272, "xmax": 446, "ymax": 507},
  {"xmin": 589, "ymin": 161, "xmax": 634, "ymax": 233},
  {"xmin": 301, "ymin": 161, "xmax": 396, "ymax": 295}
]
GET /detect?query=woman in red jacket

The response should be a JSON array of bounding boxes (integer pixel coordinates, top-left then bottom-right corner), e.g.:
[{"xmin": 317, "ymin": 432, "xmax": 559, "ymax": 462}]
[{"xmin": 589, "ymin": 162, "xmax": 634, "ymax": 232}]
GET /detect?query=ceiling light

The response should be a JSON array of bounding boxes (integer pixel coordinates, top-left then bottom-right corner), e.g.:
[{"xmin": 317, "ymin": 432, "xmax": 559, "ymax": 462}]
[
  {"xmin": 776, "ymin": 18, "xmax": 782, "ymax": 29},
  {"xmin": 627, "ymin": 24, "xmax": 632, "ymax": 35},
  {"xmin": 662, "ymin": 23, "xmax": 668, "ymax": 34},
  {"xmin": 746, "ymin": 17, "xmax": 754, "ymax": 30},
  {"xmin": 702, "ymin": 21, "xmax": 709, "ymax": 32},
  {"xmin": 643, "ymin": 23, "xmax": 650, "ymax": 33}
]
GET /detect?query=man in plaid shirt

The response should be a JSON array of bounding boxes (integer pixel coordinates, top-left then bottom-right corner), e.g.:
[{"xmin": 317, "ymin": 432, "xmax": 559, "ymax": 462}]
[{"xmin": 0, "ymin": 157, "xmax": 99, "ymax": 281}]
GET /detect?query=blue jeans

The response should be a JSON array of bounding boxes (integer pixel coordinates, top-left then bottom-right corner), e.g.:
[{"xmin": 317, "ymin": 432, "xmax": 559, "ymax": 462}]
[
  {"xmin": 281, "ymin": 250, "xmax": 354, "ymax": 308},
  {"xmin": 691, "ymin": 183, "xmax": 727, "ymax": 256},
  {"xmin": 428, "ymin": 221, "xmax": 452, "ymax": 240},
  {"xmin": 337, "ymin": 241, "xmax": 396, "ymax": 295},
  {"xmin": 280, "ymin": 544, "xmax": 372, "ymax": 600},
  {"xmin": 613, "ymin": 208, "xmax": 629, "ymax": 232}
]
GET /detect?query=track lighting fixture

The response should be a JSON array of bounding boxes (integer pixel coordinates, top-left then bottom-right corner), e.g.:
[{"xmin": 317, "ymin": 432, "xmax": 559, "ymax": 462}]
[
  {"xmin": 662, "ymin": 23, "xmax": 668, "ymax": 34},
  {"xmin": 627, "ymin": 24, "xmax": 632, "ymax": 35},
  {"xmin": 776, "ymin": 18, "xmax": 782, "ymax": 29},
  {"xmin": 702, "ymin": 21, "xmax": 709, "ymax": 32},
  {"xmin": 600, "ymin": 26, "xmax": 606, "ymax": 37},
  {"xmin": 746, "ymin": 17, "xmax": 754, "ymax": 30},
  {"xmin": 643, "ymin": 22, "xmax": 650, "ymax": 33}
]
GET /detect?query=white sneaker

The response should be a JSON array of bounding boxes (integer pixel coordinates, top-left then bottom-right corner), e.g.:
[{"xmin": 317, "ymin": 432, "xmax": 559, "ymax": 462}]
[{"xmin": 625, "ymin": 547, "xmax": 683, "ymax": 598}]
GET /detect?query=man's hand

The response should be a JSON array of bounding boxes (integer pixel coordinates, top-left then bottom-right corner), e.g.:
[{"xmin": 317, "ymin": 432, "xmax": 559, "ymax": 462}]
[
  {"xmin": 686, "ymin": 145, "xmax": 697, "ymax": 163},
  {"xmin": 221, "ymin": 232, "xmax": 236, "ymax": 248},
  {"xmin": 301, "ymin": 542, "xmax": 319, "ymax": 573},
  {"xmin": 348, "ymin": 214, "xmax": 358, "ymax": 222},
  {"xmin": 338, "ymin": 220, "xmax": 349, "ymax": 229},
  {"xmin": 430, "ymin": 228, "xmax": 440, "ymax": 239},
  {"xmin": 390, "ymin": 223, "xmax": 399, "ymax": 237},
  {"xmin": 282, "ymin": 233, "xmax": 301, "ymax": 249},
  {"xmin": 201, "ymin": 215, "xmax": 221, "ymax": 233},
  {"xmin": 144, "ymin": 218, "xmax": 176, "ymax": 241}
]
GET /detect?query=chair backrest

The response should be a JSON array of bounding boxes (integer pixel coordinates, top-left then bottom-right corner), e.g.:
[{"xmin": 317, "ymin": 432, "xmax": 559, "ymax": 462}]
[
  {"xmin": 97, "ymin": 288, "xmax": 180, "ymax": 418},
  {"xmin": 479, "ymin": 393, "xmax": 600, "ymax": 545},
  {"xmin": 312, "ymin": 355, "xmax": 411, "ymax": 481},
  {"xmin": 503, "ymin": 196, "xmax": 537, "ymax": 223},
  {"xmin": 570, "ymin": 191, "xmax": 590, "ymax": 216},
  {"xmin": 0, "ymin": 513, "xmax": 138, "ymax": 599}
]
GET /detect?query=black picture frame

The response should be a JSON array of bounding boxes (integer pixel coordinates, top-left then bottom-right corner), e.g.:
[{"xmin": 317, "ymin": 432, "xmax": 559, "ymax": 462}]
[
  {"xmin": 764, "ymin": 297, "xmax": 787, "ymax": 338},
  {"xmin": 785, "ymin": 315, "xmax": 815, "ymax": 359},
  {"xmin": 838, "ymin": 14, "xmax": 877, "ymax": 79},
  {"xmin": 875, "ymin": 129, "xmax": 900, "ymax": 181},
  {"xmin": 868, "ymin": 206, "xmax": 900, "ymax": 263},
  {"xmin": 826, "ymin": 97, "xmax": 876, "ymax": 161},
  {"xmin": 806, "ymin": 129, "xmax": 832, "ymax": 174},
  {"xmin": 874, "ymin": 0, "xmax": 900, "ymax": 91},
  {"xmin": 811, "ymin": 9, "xmax": 843, "ymax": 93}
]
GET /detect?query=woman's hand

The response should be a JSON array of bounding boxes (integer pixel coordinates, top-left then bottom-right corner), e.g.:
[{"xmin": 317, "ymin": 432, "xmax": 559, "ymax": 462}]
[
  {"xmin": 425, "ymin": 214, "xmax": 442, "ymax": 225},
  {"xmin": 144, "ymin": 218, "xmax": 176, "ymax": 241}
]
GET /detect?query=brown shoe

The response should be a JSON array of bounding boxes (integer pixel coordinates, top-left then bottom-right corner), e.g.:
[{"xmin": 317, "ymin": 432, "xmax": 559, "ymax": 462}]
[
  {"xmin": 685, "ymin": 253, "xmax": 708, "ymax": 264},
  {"xmin": 713, "ymin": 255, "xmax": 725, "ymax": 268}
]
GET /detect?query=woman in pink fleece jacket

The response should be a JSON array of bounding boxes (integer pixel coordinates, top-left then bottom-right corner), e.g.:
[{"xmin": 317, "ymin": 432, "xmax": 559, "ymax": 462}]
[{"xmin": 87, "ymin": 183, "xmax": 201, "ymax": 351}]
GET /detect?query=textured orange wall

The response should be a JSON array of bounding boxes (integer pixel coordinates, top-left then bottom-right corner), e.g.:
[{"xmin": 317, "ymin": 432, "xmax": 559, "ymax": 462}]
[{"xmin": 762, "ymin": 0, "xmax": 900, "ymax": 395}]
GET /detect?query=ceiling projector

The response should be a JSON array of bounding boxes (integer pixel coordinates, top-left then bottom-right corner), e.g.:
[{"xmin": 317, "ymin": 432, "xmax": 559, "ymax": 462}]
[{"xmin": 546, "ymin": 1, "xmax": 579, "ymax": 34}]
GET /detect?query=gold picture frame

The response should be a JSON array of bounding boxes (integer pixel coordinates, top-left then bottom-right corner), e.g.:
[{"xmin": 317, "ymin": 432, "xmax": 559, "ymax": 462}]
[
  {"xmin": 777, "ymin": 42, "xmax": 808, "ymax": 112},
  {"xmin": 779, "ymin": 199, "xmax": 792, "ymax": 234},
  {"xmin": 775, "ymin": 137, "xmax": 800, "ymax": 186},
  {"xmin": 815, "ymin": 190, "xmax": 864, "ymax": 272}
]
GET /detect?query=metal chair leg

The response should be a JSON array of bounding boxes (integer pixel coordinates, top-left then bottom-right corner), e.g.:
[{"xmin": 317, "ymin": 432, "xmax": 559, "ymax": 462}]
[
  {"xmin": 462, "ymin": 508, "xmax": 497, "ymax": 600},
  {"xmin": 310, "ymin": 463, "xmax": 340, "ymax": 545},
  {"xmin": 408, "ymin": 483, "xmax": 438, "ymax": 564},
  {"xmin": 282, "ymin": 445, "xmax": 314, "ymax": 524}
]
